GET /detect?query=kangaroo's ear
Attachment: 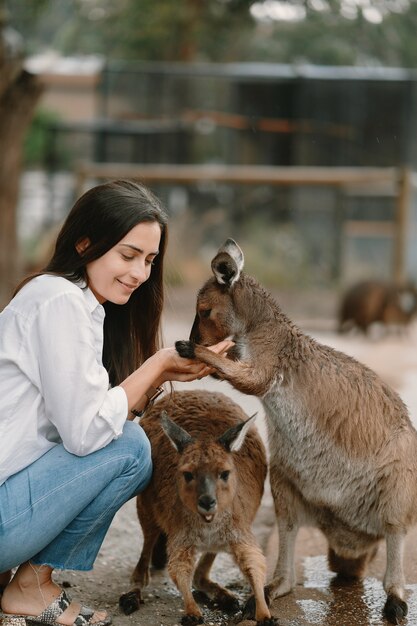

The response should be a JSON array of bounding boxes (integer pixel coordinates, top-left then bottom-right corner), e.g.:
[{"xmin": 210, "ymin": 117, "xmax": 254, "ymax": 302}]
[
  {"xmin": 160, "ymin": 411, "xmax": 194, "ymax": 453},
  {"xmin": 211, "ymin": 238, "xmax": 244, "ymax": 287},
  {"xmin": 218, "ymin": 412, "xmax": 257, "ymax": 452}
]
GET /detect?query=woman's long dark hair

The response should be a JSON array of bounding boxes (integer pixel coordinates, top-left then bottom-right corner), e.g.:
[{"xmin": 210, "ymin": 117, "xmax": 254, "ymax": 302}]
[{"xmin": 16, "ymin": 180, "xmax": 168, "ymax": 386}]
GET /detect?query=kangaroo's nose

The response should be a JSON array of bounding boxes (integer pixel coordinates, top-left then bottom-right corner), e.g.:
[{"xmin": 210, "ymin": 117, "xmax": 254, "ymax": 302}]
[{"xmin": 198, "ymin": 495, "xmax": 216, "ymax": 512}]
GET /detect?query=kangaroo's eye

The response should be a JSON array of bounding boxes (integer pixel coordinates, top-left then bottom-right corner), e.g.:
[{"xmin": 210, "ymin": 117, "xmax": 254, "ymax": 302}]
[
  {"xmin": 220, "ymin": 470, "xmax": 230, "ymax": 482},
  {"xmin": 183, "ymin": 471, "xmax": 194, "ymax": 483},
  {"xmin": 199, "ymin": 309, "xmax": 211, "ymax": 319}
]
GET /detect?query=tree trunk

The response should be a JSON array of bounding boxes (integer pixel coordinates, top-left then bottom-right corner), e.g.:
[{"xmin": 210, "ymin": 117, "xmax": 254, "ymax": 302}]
[{"xmin": 0, "ymin": 31, "xmax": 43, "ymax": 308}]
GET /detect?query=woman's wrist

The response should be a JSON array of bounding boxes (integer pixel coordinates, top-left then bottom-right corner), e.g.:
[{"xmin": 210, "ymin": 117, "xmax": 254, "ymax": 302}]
[
  {"xmin": 131, "ymin": 383, "xmax": 164, "ymax": 418},
  {"xmin": 149, "ymin": 350, "xmax": 168, "ymax": 386}
]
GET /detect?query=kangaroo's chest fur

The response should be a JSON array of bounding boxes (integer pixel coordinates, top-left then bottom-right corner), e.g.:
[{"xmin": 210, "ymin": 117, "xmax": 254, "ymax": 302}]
[
  {"xmin": 262, "ymin": 382, "xmax": 383, "ymax": 536},
  {"xmin": 171, "ymin": 510, "xmax": 243, "ymax": 553}
]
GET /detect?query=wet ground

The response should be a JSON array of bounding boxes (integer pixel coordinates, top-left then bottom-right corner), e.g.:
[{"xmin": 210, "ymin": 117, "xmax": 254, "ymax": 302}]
[{"xmin": 51, "ymin": 286, "xmax": 417, "ymax": 626}]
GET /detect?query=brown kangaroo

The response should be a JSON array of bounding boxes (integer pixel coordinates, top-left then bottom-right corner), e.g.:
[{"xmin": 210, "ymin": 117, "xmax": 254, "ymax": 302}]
[
  {"xmin": 119, "ymin": 390, "xmax": 276, "ymax": 626},
  {"xmin": 175, "ymin": 238, "xmax": 417, "ymax": 625},
  {"xmin": 339, "ymin": 279, "xmax": 417, "ymax": 334}
]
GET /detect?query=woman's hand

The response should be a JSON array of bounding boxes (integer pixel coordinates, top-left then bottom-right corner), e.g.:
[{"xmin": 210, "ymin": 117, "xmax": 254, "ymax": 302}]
[{"xmin": 155, "ymin": 339, "xmax": 234, "ymax": 384}]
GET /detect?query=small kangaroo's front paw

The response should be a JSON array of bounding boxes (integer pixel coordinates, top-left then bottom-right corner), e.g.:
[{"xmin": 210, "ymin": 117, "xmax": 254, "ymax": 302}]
[
  {"xmin": 384, "ymin": 594, "xmax": 408, "ymax": 623},
  {"xmin": 175, "ymin": 340, "xmax": 196, "ymax": 359}
]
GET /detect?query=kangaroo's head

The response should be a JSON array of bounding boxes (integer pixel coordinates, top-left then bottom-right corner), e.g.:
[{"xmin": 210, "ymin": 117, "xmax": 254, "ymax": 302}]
[
  {"xmin": 190, "ymin": 238, "xmax": 245, "ymax": 348},
  {"xmin": 397, "ymin": 283, "xmax": 417, "ymax": 320},
  {"xmin": 160, "ymin": 409, "xmax": 255, "ymax": 524}
]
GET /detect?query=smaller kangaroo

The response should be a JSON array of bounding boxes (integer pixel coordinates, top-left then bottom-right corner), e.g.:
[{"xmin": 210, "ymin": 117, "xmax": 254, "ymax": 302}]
[
  {"xmin": 339, "ymin": 279, "xmax": 417, "ymax": 334},
  {"xmin": 176, "ymin": 238, "xmax": 417, "ymax": 625},
  {"xmin": 119, "ymin": 390, "xmax": 276, "ymax": 626}
]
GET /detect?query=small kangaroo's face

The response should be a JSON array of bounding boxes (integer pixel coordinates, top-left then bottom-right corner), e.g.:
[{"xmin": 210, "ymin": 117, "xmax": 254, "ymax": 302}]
[
  {"xmin": 178, "ymin": 442, "xmax": 236, "ymax": 523},
  {"xmin": 160, "ymin": 409, "xmax": 256, "ymax": 525},
  {"xmin": 190, "ymin": 278, "xmax": 236, "ymax": 346}
]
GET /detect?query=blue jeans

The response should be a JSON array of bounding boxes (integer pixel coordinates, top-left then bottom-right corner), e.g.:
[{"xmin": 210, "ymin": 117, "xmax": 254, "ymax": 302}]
[{"xmin": 0, "ymin": 421, "xmax": 152, "ymax": 572}]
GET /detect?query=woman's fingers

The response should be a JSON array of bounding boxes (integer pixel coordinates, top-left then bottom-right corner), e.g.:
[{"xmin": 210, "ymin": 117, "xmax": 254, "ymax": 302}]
[{"xmin": 208, "ymin": 339, "xmax": 234, "ymax": 354}]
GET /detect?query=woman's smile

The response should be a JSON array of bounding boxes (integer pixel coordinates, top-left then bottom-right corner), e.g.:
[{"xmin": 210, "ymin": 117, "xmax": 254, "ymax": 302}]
[{"xmin": 117, "ymin": 278, "xmax": 138, "ymax": 291}]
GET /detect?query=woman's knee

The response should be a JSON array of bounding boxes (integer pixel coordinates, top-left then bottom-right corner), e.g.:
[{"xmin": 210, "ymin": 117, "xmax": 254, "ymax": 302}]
[
  {"xmin": 114, "ymin": 421, "xmax": 152, "ymax": 480},
  {"xmin": 121, "ymin": 421, "xmax": 151, "ymax": 455}
]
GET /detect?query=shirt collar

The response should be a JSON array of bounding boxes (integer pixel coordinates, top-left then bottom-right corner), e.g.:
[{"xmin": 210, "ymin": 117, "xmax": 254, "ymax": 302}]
[{"xmin": 76, "ymin": 280, "xmax": 105, "ymax": 315}]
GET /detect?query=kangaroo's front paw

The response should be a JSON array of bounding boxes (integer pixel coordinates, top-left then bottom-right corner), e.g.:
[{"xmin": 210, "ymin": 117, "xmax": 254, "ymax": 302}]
[
  {"xmin": 175, "ymin": 340, "xmax": 196, "ymax": 359},
  {"xmin": 257, "ymin": 618, "xmax": 280, "ymax": 626},
  {"xmin": 119, "ymin": 589, "xmax": 143, "ymax": 615},
  {"xmin": 384, "ymin": 594, "xmax": 408, "ymax": 624}
]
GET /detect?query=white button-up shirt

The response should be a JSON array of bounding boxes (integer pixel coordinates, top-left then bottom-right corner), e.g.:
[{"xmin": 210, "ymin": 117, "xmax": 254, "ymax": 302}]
[{"xmin": 0, "ymin": 274, "xmax": 129, "ymax": 485}]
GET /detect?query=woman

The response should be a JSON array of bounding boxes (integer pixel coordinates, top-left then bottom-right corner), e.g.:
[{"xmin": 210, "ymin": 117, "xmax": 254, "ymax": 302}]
[{"xmin": 0, "ymin": 180, "xmax": 232, "ymax": 626}]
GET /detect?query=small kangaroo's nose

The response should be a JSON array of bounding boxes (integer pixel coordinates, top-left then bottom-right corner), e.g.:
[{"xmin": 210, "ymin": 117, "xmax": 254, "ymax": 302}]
[{"xmin": 198, "ymin": 495, "xmax": 216, "ymax": 512}]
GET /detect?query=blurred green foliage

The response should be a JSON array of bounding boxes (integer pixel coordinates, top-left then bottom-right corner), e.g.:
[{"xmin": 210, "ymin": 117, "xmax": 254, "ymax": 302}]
[
  {"xmin": 5, "ymin": 0, "xmax": 417, "ymax": 67},
  {"xmin": 23, "ymin": 108, "xmax": 61, "ymax": 166}
]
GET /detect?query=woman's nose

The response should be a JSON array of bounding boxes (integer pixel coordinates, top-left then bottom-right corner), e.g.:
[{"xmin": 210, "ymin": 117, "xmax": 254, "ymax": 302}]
[{"xmin": 130, "ymin": 260, "xmax": 148, "ymax": 282}]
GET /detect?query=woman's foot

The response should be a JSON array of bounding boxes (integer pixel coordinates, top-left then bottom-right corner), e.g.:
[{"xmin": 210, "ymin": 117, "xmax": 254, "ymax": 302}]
[{"xmin": 1, "ymin": 562, "xmax": 109, "ymax": 625}]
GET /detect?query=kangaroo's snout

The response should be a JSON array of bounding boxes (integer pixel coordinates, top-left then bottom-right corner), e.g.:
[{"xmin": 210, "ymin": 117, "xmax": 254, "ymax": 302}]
[
  {"xmin": 197, "ymin": 476, "xmax": 218, "ymax": 521},
  {"xmin": 198, "ymin": 494, "xmax": 217, "ymax": 513}
]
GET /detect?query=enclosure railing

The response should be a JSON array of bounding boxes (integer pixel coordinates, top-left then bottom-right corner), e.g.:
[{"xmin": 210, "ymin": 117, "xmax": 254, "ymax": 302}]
[{"xmin": 75, "ymin": 163, "xmax": 412, "ymax": 283}]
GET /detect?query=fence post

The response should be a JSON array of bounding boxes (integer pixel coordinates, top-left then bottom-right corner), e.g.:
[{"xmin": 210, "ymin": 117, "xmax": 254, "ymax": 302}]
[{"xmin": 393, "ymin": 167, "xmax": 411, "ymax": 284}]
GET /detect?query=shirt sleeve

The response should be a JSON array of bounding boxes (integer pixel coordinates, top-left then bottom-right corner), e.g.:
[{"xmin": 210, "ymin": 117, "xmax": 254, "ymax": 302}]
[{"xmin": 27, "ymin": 290, "xmax": 129, "ymax": 456}]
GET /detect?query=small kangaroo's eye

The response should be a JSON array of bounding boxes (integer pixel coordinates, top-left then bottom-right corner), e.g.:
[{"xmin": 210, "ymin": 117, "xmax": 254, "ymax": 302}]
[
  {"xmin": 183, "ymin": 471, "xmax": 194, "ymax": 483},
  {"xmin": 220, "ymin": 470, "xmax": 230, "ymax": 482},
  {"xmin": 199, "ymin": 309, "xmax": 211, "ymax": 319}
]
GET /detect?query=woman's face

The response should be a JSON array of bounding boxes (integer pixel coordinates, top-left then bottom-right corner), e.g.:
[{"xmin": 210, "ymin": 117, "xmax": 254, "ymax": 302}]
[{"xmin": 84, "ymin": 221, "xmax": 162, "ymax": 304}]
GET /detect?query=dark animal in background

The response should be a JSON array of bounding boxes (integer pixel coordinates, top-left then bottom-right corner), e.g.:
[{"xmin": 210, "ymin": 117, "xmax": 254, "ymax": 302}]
[
  {"xmin": 119, "ymin": 390, "xmax": 276, "ymax": 626},
  {"xmin": 176, "ymin": 238, "xmax": 417, "ymax": 625},
  {"xmin": 338, "ymin": 279, "xmax": 417, "ymax": 334}
]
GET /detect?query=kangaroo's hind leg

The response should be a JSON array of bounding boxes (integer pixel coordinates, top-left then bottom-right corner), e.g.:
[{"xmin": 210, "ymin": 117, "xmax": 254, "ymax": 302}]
[
  {"xmin": 266, "ymin": 465, "xmax": 301, "ymax": 600},
  {"xmin": 383, "ymin": 532, "xmax": 408, "ymax": 624}
]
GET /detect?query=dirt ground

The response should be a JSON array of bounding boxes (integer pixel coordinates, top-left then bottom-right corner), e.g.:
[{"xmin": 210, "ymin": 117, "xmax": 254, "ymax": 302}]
[{"xmin": 52, "ymin": 286, "xmax": 417, "ymax": 626}]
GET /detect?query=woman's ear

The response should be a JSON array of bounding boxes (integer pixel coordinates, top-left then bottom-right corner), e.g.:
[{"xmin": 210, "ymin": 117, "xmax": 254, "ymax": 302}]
[{"xmin": 75, "ymin": 237, "xmax": 91, "ymax": 256}]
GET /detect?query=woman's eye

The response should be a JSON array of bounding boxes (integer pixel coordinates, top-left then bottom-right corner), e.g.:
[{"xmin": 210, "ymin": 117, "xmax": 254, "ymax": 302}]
[
  {"xmin": 121, "ymin": 254, "xmax": 134, "ymax": 261},
  {"xmin": 146, "ymin": 258, "xmax": 155, "ymax": 266}
]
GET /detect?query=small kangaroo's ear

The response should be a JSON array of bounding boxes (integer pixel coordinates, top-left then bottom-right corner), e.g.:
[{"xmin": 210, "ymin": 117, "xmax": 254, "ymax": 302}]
[
  {"xmin": 218, "ymin": 412, "xmax": 257, "ymax": 452},
  {"xmin": 160, "ymin": 411, "xmax": 194, "ymax": 453},
  {"xmin": 211, "ymin": 238, "xmax": 244, "ymax": 287}
]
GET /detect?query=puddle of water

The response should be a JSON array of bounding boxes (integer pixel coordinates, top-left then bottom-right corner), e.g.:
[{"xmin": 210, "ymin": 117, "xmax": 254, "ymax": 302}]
[
  {"xmin": 298, "ymin": 555, "xmax": 417, "ymax": 625},
  {"xmin": 298, "ymin": 599, "xmax": 330, "ymax": 623}
]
